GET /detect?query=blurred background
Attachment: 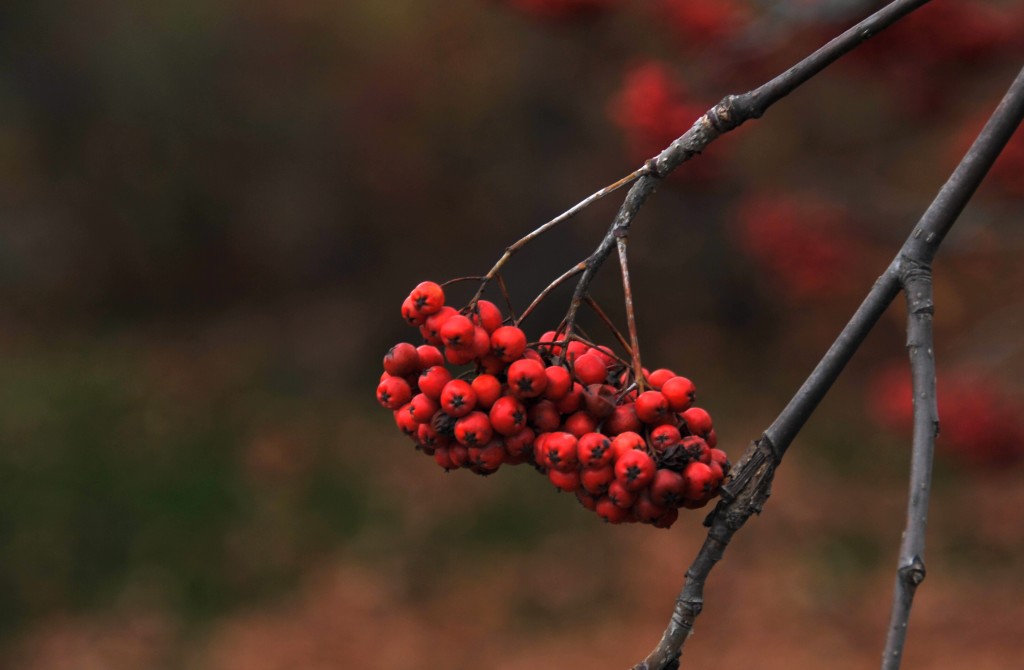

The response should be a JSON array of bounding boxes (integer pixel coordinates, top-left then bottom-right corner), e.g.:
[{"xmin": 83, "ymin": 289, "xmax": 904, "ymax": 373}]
[{"xmin": 1, "ymin": 0, "xmax": 1023, "ymax": 668}]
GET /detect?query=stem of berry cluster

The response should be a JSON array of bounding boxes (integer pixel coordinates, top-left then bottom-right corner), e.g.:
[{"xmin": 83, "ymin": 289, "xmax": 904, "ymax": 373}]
[
  {"xmin": 633, "ymin": 64, "xmax": 1024, "ymax": 670},
  {"xmin": 468, "ymin": 167, "xmax": 648, "ymax": 308},
  {"xmin": 616, "ymin": 236, "xmax": 646, "ymax": 392}
]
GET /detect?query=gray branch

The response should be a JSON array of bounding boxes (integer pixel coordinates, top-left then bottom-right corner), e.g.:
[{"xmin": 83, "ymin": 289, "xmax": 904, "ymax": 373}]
[
  {"xmin": 561, "ymin": 0, "xmax": 934, "ymax": 344},
  {"xmin": 633, "ymin": 64, "xmax": 1024, "ymax": 670}
]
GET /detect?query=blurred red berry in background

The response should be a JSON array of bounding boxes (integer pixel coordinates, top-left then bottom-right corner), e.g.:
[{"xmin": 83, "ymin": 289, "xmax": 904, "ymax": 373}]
[
  {"xmin": 734, "ymin": 192, "xmax": 861, "ymax": 300},
  {"xmin": 608, "ymin": 61, "xmax": 710, "ymax": 164},
  {"xmin": 867, "ymin": 362, "xmax": 1024, "ymax": 468},
  {"xmin": 657, "ymin": 0, "xmax": 750, "ymax": 47}
]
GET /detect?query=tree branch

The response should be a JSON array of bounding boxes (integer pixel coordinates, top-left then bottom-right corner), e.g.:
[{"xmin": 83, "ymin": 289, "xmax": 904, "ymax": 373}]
[
  {"xmin": 880, "ymin": 267, "xmax": 936, "ymax": 670},
  {"xmin": 560, "ymin": 0, "xmax": 934, "ymax": 346},
  {"xmin": 634, "ymin": 63, "xmax": 1024, "ymax": 670}
]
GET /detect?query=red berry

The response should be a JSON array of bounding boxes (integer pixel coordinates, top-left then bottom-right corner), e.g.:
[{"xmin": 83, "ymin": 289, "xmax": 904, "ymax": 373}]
[
  {"xmin": 538, "ymin": 330, "xmax": 563, "ymax": 357},
  {"xmin": 416, "ymin": 423, "xmax": 448, "ymax": 452},
  {"xmin": 440, "ymin": 379, "xmax": 477, "ymax": 418},
  {"xmin": 544, "ymin": 431, "xmax": 579, "ymax": 472},
  {"xmin": 650, "ymin": 468, "xmax": 687, "ymax": 507},
  {"xmin": 490, "ymin": 395, "xmax": 527, "ymax": 436},
  {"xmin": 440, "ymin": 314, "xmax": 475, "ymax": 351},
  {"xmin": 682, "ymin": 407, "xmax": 713, "ymax": 437},
  {"xmin": 471, "ymin": 299, "xmax": 503, "ymax": 333},
  {"xmin": 554, "ymin": 382, "xmax": 584, "ymax": 414},
  {"xmin": 683, "ymin": 461, "xmax": 716, "ymax": 500},
  {"xmin": 606, "ymin": 479, "xmax": 637, "ymax": 509},
  {"xmin": 383, "ymin": 342, "xmax": 420, "ymax": 377},
  {"xmin": 522, "ymin": 349, "xmax": 545, "ymax": 364},
  {"xmin": 634, "ymin": 490, "xmax": 669, "ymax": 524},
  {"xmin": 433, "ymin": 446, "xmax": 456, "ymax": 470},
  {"xmin": 471, "ymin": 326, "xmax": 491, "ymax": 359},
  {"xmin": 589, "ymin": 345, "xmax": 618, "ymax": 369},
  {"xmin": 471, "ymin": 374, "xmax": 502, "ymax": 410},
  {"xmin": 580, "ymin": 465, "xmax": 615, "ymax": 495},
  {"xmin": 563, "ymin": 410, "xmax": 597, "ymax": 437},
  {"xmin": 490, "ymin": 325, "xmax": 528, "ymax": 363},
  {"xmin": 578, "ymin": 432, "xmax": 614, "ymax": 468},
  {"xmin": 575, "ymin": 488, "xmax": 599, "ymax": 511},
  {"xmin": 705, "ymin": 428, "xmax": 718, "ymax": 449},
  {"xmin": 409, "ymin": 393, "xmax": 440, "ymax": 424},
  {"xmin": 611, "ymin": 431, "xmax": 646, "ymax": 459},
  {"xmin": 635, "ymin": 390, "xmax": 671, "ymax": 425},
  {"xmin": 533, "ymin": 433, "xmax": 552, "ymax": 469},
  {"xmin": 680, "ymin": 435, "xmax": 710, "ymax": 463},
  {"xmin": 646, "ymin": 368, "xmax": 676, "ymax": 390},
  {"xmin": 652, "ymin": 506, "xmax": 679, "ymax": 529},
  {"xmin": 469, "ymin": 440, "xmax": 505, "ymax": 474},
  {"xmin": 582, "ymin": 384, "xmax": 616, "ymax": 420},
  {"xmin": 449, "ymin": 443, "xmax": 470, "ymax": 469},
  {"xmin": 527, "ymin": 400, "xmax": 561, "ymax": 433},
  {"xmin": 401, "ymin": 296, "xmax": 426, "ymax": 326},
  {"xmin": 604, "ymin": 403, "xmax": 641, "ymax": 435},
  {"xmin": 418, "ymin": 366, "xmax": 452, "ymax": 400},
  {"xmin": 548, "ymin": 468, "xmax": 580, "ymax": 492},
  {"xmin": 615, "ymin": 449, "xmax": 656, "ymax": 491},
  {"xmin": 454, "ymin": 411, "xmax": 493, "ymax": 446},
  {"xmin": 596, "ymin": 496, "xmax": 632, "ymax": 523},
  {"xmin": 650, "ymin": 424, "xmax": 681, "ymax": 451},
  {"xmin": 507, "ymin": 358, "xmax": 548, "ymax": 399},
  {"xmin": 572, "ymin": 352, "xmax": 607, "ymax": 385},
  {"xmin": 416, "ymin": 344, "xmax": 444, "ymax": 370},
  {"xmin": 421, "ymin": 306, "xmax": 457, "ymax": 346},
  {"xmin": 661, "ymin": 376, "xmax": 696, "ymax": 412},
  {"xmin": 710, "ymin": 447, "xmax": 730, "ymax": 475},
  {"xmin": 394, "ymin": 403, "xmax": 419, "ymax": 436},
  {"xmin": 504, "ymin": 426, "xmax": 536, "ymax": 459},
  {"xmin": 410, "ymin": 281, "xmax": 445, "ymax": 316},
  {"xmin": 377, "ymin": 375, "xmax": 412, "ymax": 410},
  {"xmin": 542, "ymin": 365, "xmax": 573, "ymax": 401},
  {"xmin": 707, "ymin": 460, "xmax": 724, "ymax": 486},
  {"xmin": 445, "ymin": 345, "xmax": 476, "ymax": 366},
  {"xmin": 477, "ymin": 354, "xmax": 505, "ymax": 376},
  {"xmin": 564, "ymin": 340, "xmax": 589, "ymax": 363}
]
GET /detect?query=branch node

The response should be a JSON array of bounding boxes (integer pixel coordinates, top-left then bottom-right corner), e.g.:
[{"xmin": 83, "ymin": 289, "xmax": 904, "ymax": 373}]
[
  {"xmin": 706, "ymin": 96, "xmax": 740, "ymax": 132},
  {"xmin": 643, "ymin": 158, "xmax": 665, "ymax": 179},
  {"xmin": 900, "ymin": 556, "xmax": 927, "ymax": 586}
]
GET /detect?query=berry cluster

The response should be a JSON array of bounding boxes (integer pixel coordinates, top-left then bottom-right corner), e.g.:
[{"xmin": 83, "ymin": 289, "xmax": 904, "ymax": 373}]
[{"xmin": 377, "ymin": 281, "xmax": 730, "ymax": 528}]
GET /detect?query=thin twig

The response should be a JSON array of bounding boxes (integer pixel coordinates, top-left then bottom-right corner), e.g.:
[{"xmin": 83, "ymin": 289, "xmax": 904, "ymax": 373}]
[
  {"xmin": 494, "ymin": 273, "xmax": 517, "ymax": 322},
  {"xmin": 561, "ymin": 0, "xmax": 933, "ymax": 348},
  {"xmin": 516, "ymin": 261, "xmax": 587, "ymax": 326},
  {"xmin": 634, "ymin": 63, "xmax": 1024, "ymax": 670},
  {"xmin": 583, "ymin": 296, "xmax": 634, "ymax": 358},
  {"xmin": 468, "ymin": 167, "xmax": 648, "ymax": 306},
  {"xmin": 617, "ymin": 236, "xmax": 645, "ymax": 392}
]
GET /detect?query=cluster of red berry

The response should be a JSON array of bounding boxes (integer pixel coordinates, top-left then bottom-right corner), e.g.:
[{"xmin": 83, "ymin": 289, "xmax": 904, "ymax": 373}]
[{"xmin": 377, "ymin": 281, "xmax": 731, "ymax": 528}]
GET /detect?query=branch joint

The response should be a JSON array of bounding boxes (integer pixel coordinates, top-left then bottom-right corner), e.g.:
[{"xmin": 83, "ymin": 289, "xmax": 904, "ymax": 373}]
[{"xmin": 899, "ymin": 555, "xmax": 927, "ymax": 587}]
